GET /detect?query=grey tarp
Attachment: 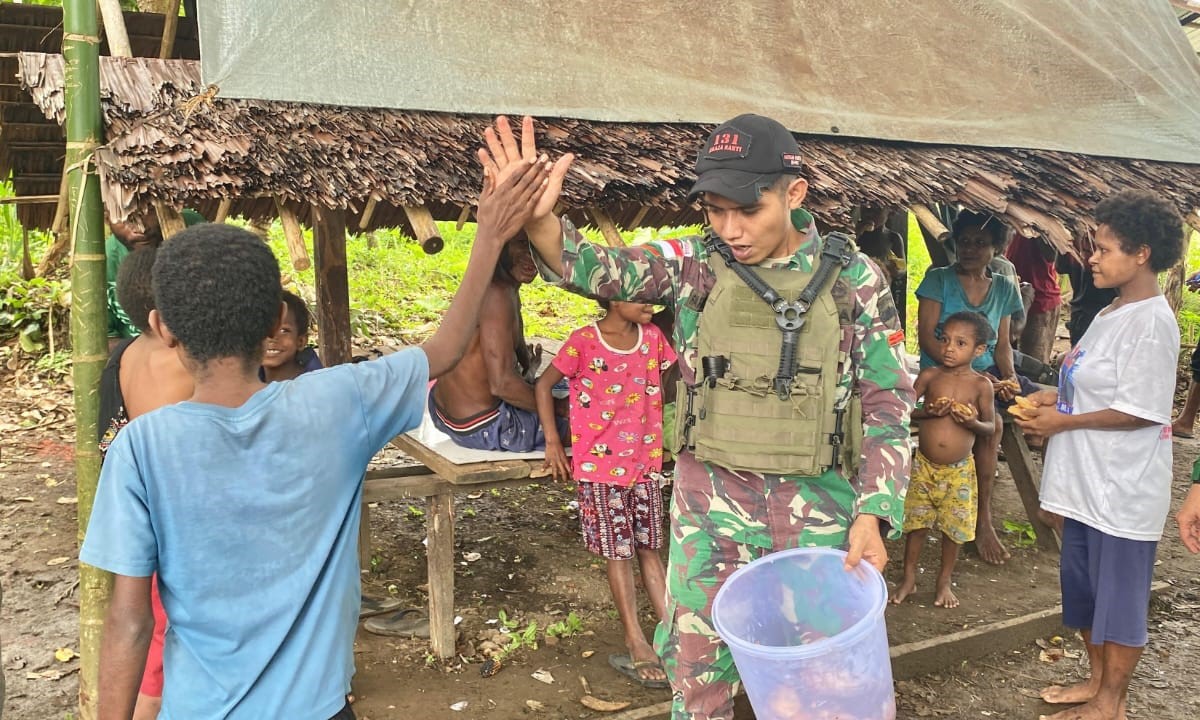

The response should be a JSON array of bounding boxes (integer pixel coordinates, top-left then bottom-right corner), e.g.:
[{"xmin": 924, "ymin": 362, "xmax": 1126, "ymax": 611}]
[{"xmin": 197, "ymin": 0, "xmax": 1200, "ymax": 164}]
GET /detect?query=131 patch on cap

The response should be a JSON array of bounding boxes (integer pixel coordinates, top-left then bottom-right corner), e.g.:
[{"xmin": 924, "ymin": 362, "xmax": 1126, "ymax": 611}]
[
  {"xmin": 703, "ymin": 126, "xmax": 751, "ymax": 159},
  {"xmin": 781, "ymin": 152, "xmax": 803, "ymax": 169}
]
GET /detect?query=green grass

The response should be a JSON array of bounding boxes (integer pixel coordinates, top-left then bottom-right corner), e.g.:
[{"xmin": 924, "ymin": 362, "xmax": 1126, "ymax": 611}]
[
  {"xmin": 262, "ymin": 220, "xmax": 701, "ymax": 344},
  {"xmin": 903, "ymin": 212, "xmax": 932, "ymax": 355},
  {"xmin": 1178, "ymin": 230, "xmax": 1200, "ymax": 346}
]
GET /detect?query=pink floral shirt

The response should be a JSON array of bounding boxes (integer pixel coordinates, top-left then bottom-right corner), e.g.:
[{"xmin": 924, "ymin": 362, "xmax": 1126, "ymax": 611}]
[{"xmin": 553, "ymin": 322, "xmax": 676, "ymax": 486}]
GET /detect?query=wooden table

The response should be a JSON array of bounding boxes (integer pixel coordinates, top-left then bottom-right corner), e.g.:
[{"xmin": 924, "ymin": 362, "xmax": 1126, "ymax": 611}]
[{"xmin": 359, "ymin": 433, "xmax": 545, "ymax": 659}]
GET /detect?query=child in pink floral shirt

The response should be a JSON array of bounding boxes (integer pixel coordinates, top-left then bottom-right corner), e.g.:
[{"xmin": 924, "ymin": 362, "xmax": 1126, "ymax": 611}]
[{"xmin": 536, "ymin": 300, "xmax": 676, "ymax": 688}]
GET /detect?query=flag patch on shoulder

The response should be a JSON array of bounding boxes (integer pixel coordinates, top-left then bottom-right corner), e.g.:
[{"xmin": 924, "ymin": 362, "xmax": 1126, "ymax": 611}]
[
  {"xmin": 646, "ymin": 239, "xmax": 693, "ymax": 259},
  {"xmin": 887, "ymin": 330, "xmax": 905, "ymax": 347}
]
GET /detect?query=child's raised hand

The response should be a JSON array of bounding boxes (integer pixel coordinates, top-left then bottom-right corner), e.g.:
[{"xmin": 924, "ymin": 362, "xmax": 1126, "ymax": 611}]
[
  {"xmin": 543, "ymin": 438, "xmax": 572, "ymax": 484},
  {"xmin": 477, "ymin": 115, "xmax": 574, "ymax": 223}
]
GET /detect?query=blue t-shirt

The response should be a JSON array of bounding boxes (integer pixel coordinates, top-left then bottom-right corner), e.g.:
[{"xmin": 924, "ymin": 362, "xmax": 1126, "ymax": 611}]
[
  {"xmin": 915, "ymin": 266, "xmax": 1022, "ymax": 371},
  {"xmin": 80, "ymin": 349, "xmax": 429, "ymax": 719}
]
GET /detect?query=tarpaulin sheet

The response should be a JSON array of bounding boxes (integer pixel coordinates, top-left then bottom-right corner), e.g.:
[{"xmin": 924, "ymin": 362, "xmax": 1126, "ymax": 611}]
[{"xmin": 197, "ymin": 0, "xmax": 1200, "ymax": 164}]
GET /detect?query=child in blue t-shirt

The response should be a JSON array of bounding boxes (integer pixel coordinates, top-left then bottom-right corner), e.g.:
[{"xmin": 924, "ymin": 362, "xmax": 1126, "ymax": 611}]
[{"xmin": 80, "ymin": 159, "xmax": 550, "ymax": 719}]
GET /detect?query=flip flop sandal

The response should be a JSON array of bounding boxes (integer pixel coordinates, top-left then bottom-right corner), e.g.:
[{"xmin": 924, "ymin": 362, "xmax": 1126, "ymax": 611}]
[
  {"xmin": 608, "ymin": 653, "xmax": 670, "ymax": 689},
  {"xmin": 359, "ymin": 595, "xmax": 404, "ymax": 619},
  {"xmin": 363, "ymin": 608, "xmax": 431, "ymax": 638}
]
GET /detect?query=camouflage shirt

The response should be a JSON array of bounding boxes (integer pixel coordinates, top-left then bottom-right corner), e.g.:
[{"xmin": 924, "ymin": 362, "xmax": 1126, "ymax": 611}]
[{"xmin": 536, "ymin": 211, "xmax": 915, "ymax": 536}]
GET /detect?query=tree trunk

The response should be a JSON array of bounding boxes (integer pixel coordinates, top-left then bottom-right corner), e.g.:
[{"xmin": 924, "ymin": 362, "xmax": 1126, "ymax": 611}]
[
  {"xmin": 64, "ymin": 1, "xmax": 111, "ymax": 717},
  {"xmin": 1163, "ymin": 257, "xmax": 1186, "ymax": 316}
]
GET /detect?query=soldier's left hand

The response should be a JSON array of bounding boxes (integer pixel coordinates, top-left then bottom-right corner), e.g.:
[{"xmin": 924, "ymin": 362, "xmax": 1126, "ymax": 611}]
[{"xmin": 844, "ymin": 515, "xmax": 887, "ymax": 573}]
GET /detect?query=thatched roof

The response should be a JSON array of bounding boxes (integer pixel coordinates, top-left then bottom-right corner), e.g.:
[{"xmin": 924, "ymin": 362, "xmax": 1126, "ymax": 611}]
[
  {"xmin": 0, "ymin": 2, "xmax": 198, "ymax": 229},
  {"xmin": 10, "ymin": 50, "xmax": 1200, "ymax": 254}
]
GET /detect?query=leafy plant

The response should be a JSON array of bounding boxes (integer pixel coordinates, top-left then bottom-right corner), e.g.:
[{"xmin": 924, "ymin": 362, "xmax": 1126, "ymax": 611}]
[
  {"xmin": 496, "ymin": 609, "xmax": 520, "ymax": 630},
  {"xmin": 0, "ymin": 271, "xmax": 69, "ymax": 354},
  {"xmin": 1002, "ymin": 519, "xmax": 1037, "ymax": 548},
  {"xmin": 545, "ymin": 611, "xmax": 583, "ymax": 639},
  {"xmin": 406, "ymin": 505, "xmax": 425, "ymax": 519}
]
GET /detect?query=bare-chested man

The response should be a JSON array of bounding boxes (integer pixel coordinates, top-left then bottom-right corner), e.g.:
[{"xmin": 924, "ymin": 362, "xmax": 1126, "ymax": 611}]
[
  {"xmin": 894, "ymin": 311, "xmax": 996, "ymax": 609},
  {"xmin": 429, "ymin": 235, "xmax": 568, "ymax": 451}
]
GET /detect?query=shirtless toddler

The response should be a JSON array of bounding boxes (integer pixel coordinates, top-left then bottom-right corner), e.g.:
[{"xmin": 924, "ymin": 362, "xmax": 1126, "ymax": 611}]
[{"xmin": 894, "ymin": 311, "xmax": 996, "ymax": 608}]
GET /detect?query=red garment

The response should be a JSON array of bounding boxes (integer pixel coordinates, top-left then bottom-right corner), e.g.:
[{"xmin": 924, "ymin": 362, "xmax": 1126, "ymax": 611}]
[
  {"xmin": 139, "ymin": 573, "xmax": 167, "ymax": 697},
  {"xmin": 1006, "ymin": 234, "xmax": 1061, "ymax": 313}
]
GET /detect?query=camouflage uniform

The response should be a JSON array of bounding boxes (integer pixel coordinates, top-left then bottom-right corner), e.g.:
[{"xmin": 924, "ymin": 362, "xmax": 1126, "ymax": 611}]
[{"xmin": 538, "ymin": 210, "xmax": 914, "ymax": 720}]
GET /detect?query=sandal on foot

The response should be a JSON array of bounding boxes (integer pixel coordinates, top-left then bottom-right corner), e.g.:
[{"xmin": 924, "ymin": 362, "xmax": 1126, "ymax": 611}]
[
  {"xmin": 363, "ymin": 608, "xmax": 430, "ymax": 638},
  {"xmin": 360, "ymin": 595, "xmax": 404, "ymax": 619},
  {"xmin": 608, "ymin": 653, "xmax": 670, "ymax": 689}
]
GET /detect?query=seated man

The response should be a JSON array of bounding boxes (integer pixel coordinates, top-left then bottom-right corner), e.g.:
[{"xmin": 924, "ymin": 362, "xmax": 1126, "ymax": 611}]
[{"xmin": 429, "ymin": 235, "xmax": 568, "ymax": 452}]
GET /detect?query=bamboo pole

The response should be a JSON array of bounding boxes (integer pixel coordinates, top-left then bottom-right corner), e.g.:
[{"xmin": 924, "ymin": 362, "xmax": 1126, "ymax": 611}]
[
  {"xmin": 96, "ymin": 0, "xmax": 132, "ymax": 57},
  {"xmin": 455, "ymin": 204, "xmax": 472, "ymax": 230},
  {"xmin": 274, "ymin": 197, "xmax": 312, "ymax": 271},
  {"xmin": 358, "ymin": 195, "xmax": 379, "ymax": 231},
  {"xmin": 402, "ymin": 204, "xmax": 444, "ymax": 254},
  {"xmin": 159, "ymin": 0, "xmax": 181, "ymax": 59},
  {"xmin": 64, "ymin": 1, "xmax": 111, "ymax": 717}
]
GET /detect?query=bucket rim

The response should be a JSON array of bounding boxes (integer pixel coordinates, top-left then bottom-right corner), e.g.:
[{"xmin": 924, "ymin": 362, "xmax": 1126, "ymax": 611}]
[{"xmin": 711, "ymin": 547, "xmax": 888, "ymax": 659}]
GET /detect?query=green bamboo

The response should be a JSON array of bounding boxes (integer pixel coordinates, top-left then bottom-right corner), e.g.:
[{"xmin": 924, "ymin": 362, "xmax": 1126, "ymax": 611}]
[{"xmin": 64, "ymin": 0, "xmax": 111, "ymax": 717}]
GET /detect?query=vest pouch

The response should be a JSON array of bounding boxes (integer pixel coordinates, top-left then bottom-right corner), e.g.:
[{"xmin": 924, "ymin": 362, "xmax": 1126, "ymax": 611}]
[
  {"xmin": 669, "ymin": 378, "xmax": 692, "ymax": 455},
  {"xmin": 840, "ymin": 392, "xmax": 863, "ymax": 475},
  {"xmin": 691, "ymin": 368, "xmax": 826, "ymax": 476}
]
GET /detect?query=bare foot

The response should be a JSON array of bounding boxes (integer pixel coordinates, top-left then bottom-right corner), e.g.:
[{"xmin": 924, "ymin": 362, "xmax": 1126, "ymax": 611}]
[
  {"xmin": 933, "ymin": 582, "xmax": 959, "ymax": 609},
  {"xmin": 628, "ymin": 639, "xmax": 666, "ymax": 684},
  {"xmin": 1171, "ymin": 420, "xmax": 1194, "ymax": 438},
  {"xmin": 974, "ymin": 525, "xmax": 1011, "ymax": 565},
  {"xmin": 1038, "ymin": 696, "xmax": 1120, "ymax": 719},
  {"xmin": 891, "ymin": 576, "xmax": 917, "ymax": 605},
  {"xmin": 1040, "ymin": 679, "xmax": 1099, "ymax": 705}
]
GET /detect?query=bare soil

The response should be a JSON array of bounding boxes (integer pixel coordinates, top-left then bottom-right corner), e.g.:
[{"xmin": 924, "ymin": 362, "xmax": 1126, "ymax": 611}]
[{"xmin": 3, "ymin": 353, "xmax": 1199, "ymax": 720}]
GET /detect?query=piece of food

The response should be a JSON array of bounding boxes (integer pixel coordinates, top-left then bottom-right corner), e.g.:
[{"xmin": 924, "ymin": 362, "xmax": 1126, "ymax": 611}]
[
  {"xmin": 1013, "ymin": 395, "xmax": 1038, "ymax": 410},
  {"xmin": 1006, "ymin": 404, "xmax": 1034, "ymax": 420},
  {"xmin": 580, "ymin": 696, "xmax": 632, "ymax": 712},
  {"xmin": 926, "ymin": 396, "xmax": 952, "ymax": 413},
  {"xmin": 951, "ymin": 400, "xmax": 974, "ymax": 416}
]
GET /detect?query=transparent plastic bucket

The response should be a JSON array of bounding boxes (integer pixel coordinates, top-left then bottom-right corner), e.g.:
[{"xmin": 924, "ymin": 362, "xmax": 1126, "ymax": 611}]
[{"xmin": 711, "ymin": 547, "xmax": 895, "ymax": 720}]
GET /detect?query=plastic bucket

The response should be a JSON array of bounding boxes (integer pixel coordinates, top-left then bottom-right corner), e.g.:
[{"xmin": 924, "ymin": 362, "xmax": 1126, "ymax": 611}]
[{"xmin": 711, "ymin": 547, "xmax": 895, "ymax": 720}]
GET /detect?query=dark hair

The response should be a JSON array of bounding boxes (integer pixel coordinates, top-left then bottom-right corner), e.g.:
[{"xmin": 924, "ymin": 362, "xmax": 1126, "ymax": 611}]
[
  {"xmin": 952, "ymin": 210, "xmax": 1009, "ymax": 251},
  {"xmin": 942, "ymin": 310, "xmax": 995, "ymax": 346},
  {"xmin": 153, "ymin": 224, "xmax": 282, "ymax": 365},
  {"xmin": 596, "ymin": 298, "xmax": 611, "ymax": 311},
  {"xmin": 1093, "ymin": 190, "xmax": 1184, "ymax": 272},
  {"xmin": 281, "ymin": 290, "xmax": 312, "ymax": 337},
  {"xmin": 116, "ymin": 246, "xmax": 158, "ymax": 333}
]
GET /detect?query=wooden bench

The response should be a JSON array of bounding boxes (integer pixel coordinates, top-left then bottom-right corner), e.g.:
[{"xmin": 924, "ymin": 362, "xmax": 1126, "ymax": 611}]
[{"xmin": 358, "ymin": 433, "xmax": 546, "ymax": 659}]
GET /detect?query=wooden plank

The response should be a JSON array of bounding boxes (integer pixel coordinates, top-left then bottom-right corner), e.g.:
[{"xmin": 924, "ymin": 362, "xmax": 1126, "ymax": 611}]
[
  {"xmin": 890, "ymin": 581, "xmax": 1169, "ymax": 680},
  {"xmin": 274, "ymin": 197, "xmax": 311, "ymax": 271},
  {"xmin": 389, "ymin": 433, "xmax": 535, "ymax": 485},
  {"xmin": 588, "ymin": 205, "xmax": 626, "ymax": 246},
  {"xmin": 159, "ymin": 0, "xmax": 181, "ymax": 59},
  {"xmin": 427, "ymin": 492, "xmax": 456, "ymax": 658},
  {"xmin": 1000, "ymin": 422, "xmax": 1060, "ymax": 552},
  {"xmin": 402, "ymin": 204, "xmax": 444, "ymax": 254},
  {"xmin": 214, "ymin": 196, "xmax": 232, "ymax": 224},
  {"xmin": 313, "ymin": 208, "xmax": 352, "ymax": 366},
  {"xmin": 909, "ymin": 203, "xmax": 950, "ymax": 243},
  {"xmin": 155, "ymin": 202, "xmax": 186, "ymax": 241},
  {"xmin": 362, "ymin": 474, "xmax": 448, "ymax": 503}
]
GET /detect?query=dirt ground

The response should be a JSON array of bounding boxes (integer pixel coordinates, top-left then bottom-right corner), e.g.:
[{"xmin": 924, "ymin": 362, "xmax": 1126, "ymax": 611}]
[{"xmin": 3, "ymin": 353, "xmax": 1200, "ymax": 720}]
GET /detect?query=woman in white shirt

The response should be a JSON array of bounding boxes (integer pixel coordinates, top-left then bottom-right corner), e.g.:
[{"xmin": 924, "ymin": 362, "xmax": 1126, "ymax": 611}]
[{"xmin": 1013, "ymin": 190, "xmax": 1184, "ymax": 720}]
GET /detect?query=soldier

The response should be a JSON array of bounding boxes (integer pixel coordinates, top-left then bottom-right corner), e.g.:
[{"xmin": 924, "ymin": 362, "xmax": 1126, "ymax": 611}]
[{"xmin": 479, "ymin": 115, "xmax": 914, "ymax": 720}]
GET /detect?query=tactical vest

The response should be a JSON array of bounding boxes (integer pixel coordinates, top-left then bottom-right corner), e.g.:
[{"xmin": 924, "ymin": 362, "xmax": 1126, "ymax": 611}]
[{"xmin": 672, "ymin": 245, "xmax": 863, "ymax": 476}]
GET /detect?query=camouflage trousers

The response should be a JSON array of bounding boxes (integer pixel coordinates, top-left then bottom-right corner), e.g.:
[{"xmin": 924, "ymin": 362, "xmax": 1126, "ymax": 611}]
[{"xmin": 652, "ymin": 451, "xmax": 854, "ymax": 720}]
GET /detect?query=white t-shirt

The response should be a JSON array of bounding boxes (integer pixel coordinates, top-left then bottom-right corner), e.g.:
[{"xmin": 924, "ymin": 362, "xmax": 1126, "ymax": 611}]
[{"xmin": 1039, "ymin": 295, "xmax": 1178, "ymax": 541}]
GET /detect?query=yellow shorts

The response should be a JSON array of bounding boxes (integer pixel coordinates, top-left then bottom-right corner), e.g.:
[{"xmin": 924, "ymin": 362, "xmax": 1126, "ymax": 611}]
[{"xmin": 902, "ymin": 450, "xmax": 977, "ymax": 544}]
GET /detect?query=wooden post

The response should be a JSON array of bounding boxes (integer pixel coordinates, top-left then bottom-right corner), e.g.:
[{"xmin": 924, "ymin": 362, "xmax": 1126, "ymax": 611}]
[
  {"xmin": 155, "ymin": 202, "xmax": 186, "ymax": 241},
  {"xmin": 999, "ymin": 423, "xmax": 1060, "ymax": 552},
  {"xmin": 214, "ymin": 197, "xmax": 233, "ymax": 224},
  {"xmin": 313, "ymin": 208, "xmax": 352, "ymax": 366},
  {"xmin": 36, "ymin": 174, "xmax": 73, "ymax": 277},
  {"xmin": 426, "ymin": 491, "xmax": 456, "ymax": 658},
  {"xmin": 587, "ymin": 206, "xmax": 625, "ymax": 247},
  {"xmin": 455, "ymin": 204, "xmax": 472, "ymax": 230},
  {"xmin": 402, "ymin": 204, "xmax": 444, "ymax": 255},
  {"xmin": 159, "ymin": 0, "xmax": 181, "ymax": 59},
  {"xmin": 629, "ymin": 205, "xmax": 651, "ymax": 230},
  {"xmin": 96, "ymin": 0, "xmax": 133, "ymax": 57},
  {"xmin": 274, "ymin": 197, "xmax": 312, "ymax": 271},
  {"xmin": 1163, "ymin": 257, "xmax": 1186, "ymax": 316}
]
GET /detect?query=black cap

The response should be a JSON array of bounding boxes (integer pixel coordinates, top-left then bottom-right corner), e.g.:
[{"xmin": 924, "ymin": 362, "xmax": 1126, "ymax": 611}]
[{"xmin": 689, "ymin": 114, "xmax": 804, "ymax": 205}]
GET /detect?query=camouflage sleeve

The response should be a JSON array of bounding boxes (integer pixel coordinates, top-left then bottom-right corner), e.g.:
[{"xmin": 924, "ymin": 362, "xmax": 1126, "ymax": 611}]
[
  {"xmin": 848, "ymin": 254, "xmax": 915, "ymax": 540},
  {"xmin": 535, "ymin": 217, "xmax": 688, "ymax": 304}
]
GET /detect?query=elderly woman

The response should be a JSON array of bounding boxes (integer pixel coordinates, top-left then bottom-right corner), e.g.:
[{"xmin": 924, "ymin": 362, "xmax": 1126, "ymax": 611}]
[
  {"xmin": 1016, "ymin": 190, "xmax": 1182, "ymax": 720},
  {"xmin": 916, "ymin": 210, "xmax": 1023, "ymax": 565}
]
